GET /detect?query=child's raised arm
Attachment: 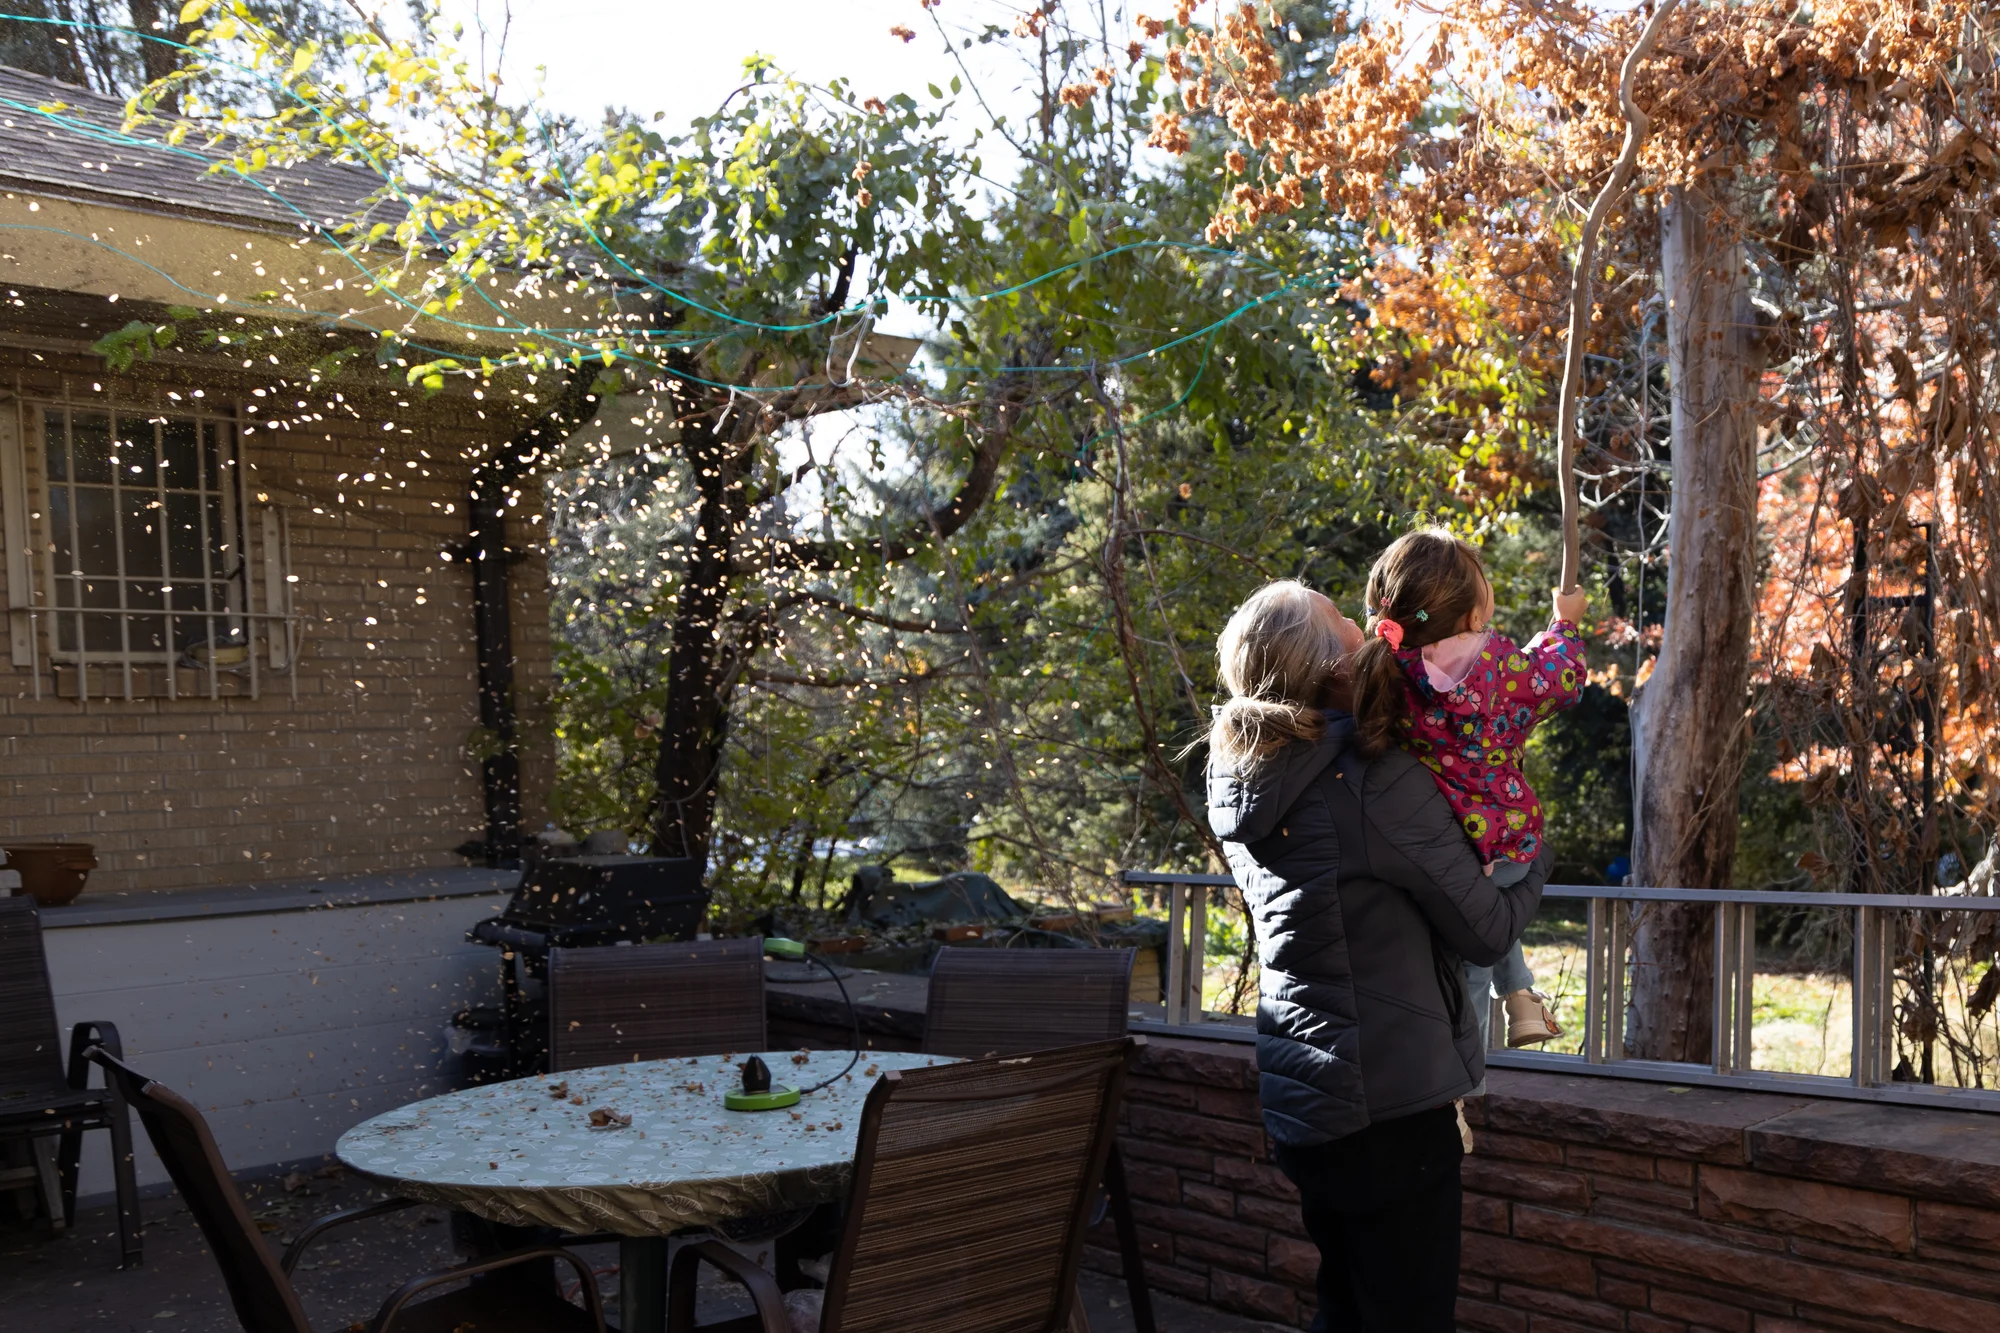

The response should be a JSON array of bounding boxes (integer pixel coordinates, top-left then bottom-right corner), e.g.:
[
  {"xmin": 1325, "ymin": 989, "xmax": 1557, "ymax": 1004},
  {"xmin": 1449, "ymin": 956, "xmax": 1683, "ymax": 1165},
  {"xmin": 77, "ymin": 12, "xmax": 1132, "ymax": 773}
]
[{"xmin": 1510, "ymin": 588, "xmax": 1588, "ymax": 719}]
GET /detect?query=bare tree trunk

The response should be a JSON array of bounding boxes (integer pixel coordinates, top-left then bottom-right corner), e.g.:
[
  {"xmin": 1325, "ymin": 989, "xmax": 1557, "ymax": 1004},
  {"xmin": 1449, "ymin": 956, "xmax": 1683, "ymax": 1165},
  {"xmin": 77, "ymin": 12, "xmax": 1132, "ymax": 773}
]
[{"xmin": 1628, "ymin": 177, "xmax": 1765, "ymax": 1062}]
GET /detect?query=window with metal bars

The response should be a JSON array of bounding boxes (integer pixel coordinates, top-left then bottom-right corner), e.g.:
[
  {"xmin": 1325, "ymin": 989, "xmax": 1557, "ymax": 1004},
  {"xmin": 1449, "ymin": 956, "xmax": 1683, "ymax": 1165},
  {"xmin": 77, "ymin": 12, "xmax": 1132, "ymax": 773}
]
[{"xmin": 40, "ymin": 404, "xmax": 248, "ymax": 665}]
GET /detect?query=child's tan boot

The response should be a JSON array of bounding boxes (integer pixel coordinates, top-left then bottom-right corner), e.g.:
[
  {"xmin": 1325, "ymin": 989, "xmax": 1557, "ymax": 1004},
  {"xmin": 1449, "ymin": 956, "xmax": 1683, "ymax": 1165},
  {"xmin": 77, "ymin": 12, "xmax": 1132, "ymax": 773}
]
[{"xmin": 1504, "ymin": 989, "xmax": 1562, "ymax": 1047}]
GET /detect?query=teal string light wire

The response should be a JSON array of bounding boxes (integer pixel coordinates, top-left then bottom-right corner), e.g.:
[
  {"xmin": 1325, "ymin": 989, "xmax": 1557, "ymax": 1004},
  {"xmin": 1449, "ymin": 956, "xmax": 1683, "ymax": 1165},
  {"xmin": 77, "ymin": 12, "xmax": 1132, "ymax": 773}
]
[
  {"xmin": 0, "ymin": 16, "xmax": 689, "ymax": 349},
  {"xmin": 533, "ymin": 110, "xmax": 1292, "ymax": 334},
  {"xmin": 0, "ymin": 13, "xmax": 556, "ymax": 336},
  {"xmin": 3, "ymin": 188, "xmax": 1329, "ymax": 399},
  {"xmin": 3, "ymin": 14, "xmax": 1294, "ymax": 347},
  {"xmin": 0, "ymin": 14, "xmax": 1342, "ymax": 396},
  {"xmin": 7, "ymin": 81, "xmax": 1324, "ymax": 393},
  {"xmin": 0, "ymin": 95, "xmax": 567, "ymax": 341},
  {"xmin": 1082, "ymin": 329, "xmax": 1219, "ymax": 456},
  {"xmin": 434, "ymin": 278, "xmax": 1289, "ymax": 398}
]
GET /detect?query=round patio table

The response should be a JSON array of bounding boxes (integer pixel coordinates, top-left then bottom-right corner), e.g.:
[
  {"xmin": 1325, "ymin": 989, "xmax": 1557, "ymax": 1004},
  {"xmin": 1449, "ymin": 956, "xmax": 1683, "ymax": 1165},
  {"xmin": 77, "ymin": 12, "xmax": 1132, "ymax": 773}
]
[{"xmin": 336, "ymin": 1049, "xmax": 951, "ymax": 1331}]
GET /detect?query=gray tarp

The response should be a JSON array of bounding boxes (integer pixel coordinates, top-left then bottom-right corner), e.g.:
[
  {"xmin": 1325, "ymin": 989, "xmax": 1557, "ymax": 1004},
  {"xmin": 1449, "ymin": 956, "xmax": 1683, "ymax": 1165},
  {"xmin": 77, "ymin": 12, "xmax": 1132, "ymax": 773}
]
[{"xmin": 843, "ymin": 867, "xmax": 1029, "ymax": 928}]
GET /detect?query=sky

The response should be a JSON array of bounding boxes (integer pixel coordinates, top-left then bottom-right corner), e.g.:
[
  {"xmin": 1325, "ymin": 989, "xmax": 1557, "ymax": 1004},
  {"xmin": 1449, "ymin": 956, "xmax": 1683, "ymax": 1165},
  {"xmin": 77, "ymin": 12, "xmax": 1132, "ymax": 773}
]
[{"xmin": 432, "ymin": 1, "xmax": 1044, "ymax": 141}]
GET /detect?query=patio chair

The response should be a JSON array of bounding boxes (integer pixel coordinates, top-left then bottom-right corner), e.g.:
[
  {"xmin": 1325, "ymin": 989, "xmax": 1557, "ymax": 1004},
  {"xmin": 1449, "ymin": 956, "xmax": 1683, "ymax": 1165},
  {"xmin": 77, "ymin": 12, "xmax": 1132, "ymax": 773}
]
[
  {"xmin": 0, "ymin": 895, "xmax": 140, "ymax": 1265},
  {"xmin": 920, "ymin": 946, "xmax": 1154, "ymax": 1333},
  {"xmin": 547, "ymin": 937, "xmax": 767, "ymax": 1072},
  {"xmin": 667, "ymin": 1037, "xmax": 1138, "ymax": 1333},
  {"xmin": 921, "ymin": 945, "xmax": 1135, "ymax": 1059},
  {"xmin": 87, "ymin": 1047, "xmax": 606, "ymax": 1333}
]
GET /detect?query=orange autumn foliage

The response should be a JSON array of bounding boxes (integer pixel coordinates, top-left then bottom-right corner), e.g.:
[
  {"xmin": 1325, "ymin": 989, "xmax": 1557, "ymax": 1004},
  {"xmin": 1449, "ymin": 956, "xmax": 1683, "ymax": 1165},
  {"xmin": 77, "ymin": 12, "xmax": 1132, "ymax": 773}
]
[{"xmin": 1130, "ymin": 1, "xmax": 2000, "ymax": 883}]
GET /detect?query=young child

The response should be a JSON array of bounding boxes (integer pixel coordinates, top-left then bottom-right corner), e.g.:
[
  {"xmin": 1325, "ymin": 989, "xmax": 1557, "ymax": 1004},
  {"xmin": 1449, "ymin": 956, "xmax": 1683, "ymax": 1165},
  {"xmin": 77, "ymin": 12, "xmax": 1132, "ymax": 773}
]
[{"xmin": 1349, "ymin": 529, "xmax": 1587, "ymax": 1047}]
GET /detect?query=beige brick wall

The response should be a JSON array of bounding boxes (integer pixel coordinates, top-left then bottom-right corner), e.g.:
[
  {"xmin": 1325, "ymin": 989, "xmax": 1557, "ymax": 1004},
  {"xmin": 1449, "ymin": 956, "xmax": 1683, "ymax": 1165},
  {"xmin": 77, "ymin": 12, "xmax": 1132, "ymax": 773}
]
[{"xmin": 1, "ymin": 344, "xmax": 553, "ymax": 893}]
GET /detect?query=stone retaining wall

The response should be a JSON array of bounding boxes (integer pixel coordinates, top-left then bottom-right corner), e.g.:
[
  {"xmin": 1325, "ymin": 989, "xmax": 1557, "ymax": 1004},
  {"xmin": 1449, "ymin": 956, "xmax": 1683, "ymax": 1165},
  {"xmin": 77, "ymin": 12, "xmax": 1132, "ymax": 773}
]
[
  {"xmin": 763, "ymin": 976, "xmax": 2000, "ymax": 1331},
  {"xmin": 1080, "ymin": 1039, "xmax": 2000, "ymax": 1333}
]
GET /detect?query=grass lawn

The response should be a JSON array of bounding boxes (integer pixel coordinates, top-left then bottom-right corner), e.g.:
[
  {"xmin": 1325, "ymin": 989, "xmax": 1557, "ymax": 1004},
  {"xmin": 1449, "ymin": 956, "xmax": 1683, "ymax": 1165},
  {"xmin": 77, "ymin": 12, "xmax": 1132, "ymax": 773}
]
[{"xmin": 1514, "ymin": 937, "xmax": 1856, "ymax": 1074}]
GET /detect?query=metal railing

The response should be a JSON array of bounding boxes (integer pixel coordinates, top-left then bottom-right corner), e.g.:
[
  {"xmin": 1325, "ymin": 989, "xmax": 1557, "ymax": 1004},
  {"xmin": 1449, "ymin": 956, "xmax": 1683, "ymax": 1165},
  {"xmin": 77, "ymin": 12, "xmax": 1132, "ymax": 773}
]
[
  {"xmin": 1123, "ymin": 871, "xmax": 2000, "ymax": 1113},
  {"xmin": 1125, "ymin": 871, "xmax": 1220, "ymax": 1028}
]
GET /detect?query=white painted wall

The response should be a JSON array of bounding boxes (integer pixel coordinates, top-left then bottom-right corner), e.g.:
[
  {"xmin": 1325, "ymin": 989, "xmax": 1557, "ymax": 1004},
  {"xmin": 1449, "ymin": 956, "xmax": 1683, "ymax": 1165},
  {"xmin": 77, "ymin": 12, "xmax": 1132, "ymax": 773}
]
[{"xmin": 45, "ymin": 894, "xmax": 508, "ymax": 1199}]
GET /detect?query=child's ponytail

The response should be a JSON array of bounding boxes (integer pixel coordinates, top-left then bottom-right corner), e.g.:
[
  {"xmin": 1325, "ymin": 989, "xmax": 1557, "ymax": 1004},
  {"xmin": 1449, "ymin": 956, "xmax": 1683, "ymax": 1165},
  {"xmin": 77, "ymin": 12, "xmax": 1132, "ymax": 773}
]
[
  {"xmin": 1349, "ymin": 633, "xmax": 1411, "ymax": 758},
  {"xmin": 1350, "ymin": 528, "xmax": 1491, "ymax": 759}
]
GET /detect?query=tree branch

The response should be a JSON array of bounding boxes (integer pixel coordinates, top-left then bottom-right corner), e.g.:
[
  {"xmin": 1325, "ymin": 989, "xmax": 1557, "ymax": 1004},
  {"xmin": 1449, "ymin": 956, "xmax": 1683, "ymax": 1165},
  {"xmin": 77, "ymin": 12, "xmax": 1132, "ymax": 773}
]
[
  {"xmin": 819, "ymin": 245, "xmax": 859, "ymax": 317},
  {"xmin": 769, "ymin": 590, "xmax": 971, "ymax": 635},
  {"xmin": 748, "ymin": 375, "xmax": 1044, "ymax": 575},
  {"xmin": 747, "ymin": 667, "xmax": 958, "ymax": 689},
  {"xmin": 1555, "ymin": 0, "xmax": 1680, "ymax": 593}
]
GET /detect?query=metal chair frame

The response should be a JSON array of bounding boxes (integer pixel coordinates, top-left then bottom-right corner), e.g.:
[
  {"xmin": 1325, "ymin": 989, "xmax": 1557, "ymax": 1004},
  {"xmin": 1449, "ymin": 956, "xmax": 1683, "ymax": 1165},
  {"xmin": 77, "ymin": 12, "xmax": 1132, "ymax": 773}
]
[
  {"xmin": 88, "ymin": 1048, "xmax": 606, "ymax": 1333},
  {"xmin": 0, "ymin": 895, "xmax": 140, "ymax": 1265}
]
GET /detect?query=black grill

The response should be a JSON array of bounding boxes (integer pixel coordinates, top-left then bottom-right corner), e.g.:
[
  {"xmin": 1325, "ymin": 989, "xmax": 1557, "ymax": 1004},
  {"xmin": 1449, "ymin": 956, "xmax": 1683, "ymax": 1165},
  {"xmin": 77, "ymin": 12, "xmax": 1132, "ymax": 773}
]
[
  {"xmin": 456, "ymin": 854, "xmax": 711, "ymax": 1079},
  {"xmin": 470, "ymin": 854, "xmax": 709, "ymax": 966}
]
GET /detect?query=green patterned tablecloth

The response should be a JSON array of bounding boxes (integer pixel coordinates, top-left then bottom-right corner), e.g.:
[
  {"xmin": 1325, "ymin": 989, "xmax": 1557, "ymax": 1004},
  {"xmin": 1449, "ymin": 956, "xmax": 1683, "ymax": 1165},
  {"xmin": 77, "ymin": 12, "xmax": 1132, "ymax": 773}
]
[{"xmin": 335, "ymin": 1050, "xmax": 949, "ymax": 1236}]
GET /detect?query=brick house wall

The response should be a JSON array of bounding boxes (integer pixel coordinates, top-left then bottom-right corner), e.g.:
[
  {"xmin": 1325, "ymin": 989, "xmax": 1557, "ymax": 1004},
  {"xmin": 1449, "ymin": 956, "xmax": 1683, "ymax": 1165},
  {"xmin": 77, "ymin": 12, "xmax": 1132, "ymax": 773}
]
[
  {"xmin": 1, "ymin": 340, "xmax": 554, "ymax": 892},
  {"xmin": 1082, "ymin": 1039, "xmax": 2000, "ymax": 1333}
]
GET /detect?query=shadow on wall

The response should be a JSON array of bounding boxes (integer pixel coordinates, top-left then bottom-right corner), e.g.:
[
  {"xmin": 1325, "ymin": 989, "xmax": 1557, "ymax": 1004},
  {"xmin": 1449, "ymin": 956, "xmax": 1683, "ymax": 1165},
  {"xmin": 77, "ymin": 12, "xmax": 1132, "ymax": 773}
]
[{"xmin": 44, "ymin": 892, "xmax": 509, "ymax": 1200}]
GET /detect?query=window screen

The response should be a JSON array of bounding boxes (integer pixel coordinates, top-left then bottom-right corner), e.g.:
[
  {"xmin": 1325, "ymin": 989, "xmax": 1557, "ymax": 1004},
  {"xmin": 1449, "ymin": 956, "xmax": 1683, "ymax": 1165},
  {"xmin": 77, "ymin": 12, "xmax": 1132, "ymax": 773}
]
[{"xmin": 43, "ymin": 406, "xmax": 246, "ymax": 662}]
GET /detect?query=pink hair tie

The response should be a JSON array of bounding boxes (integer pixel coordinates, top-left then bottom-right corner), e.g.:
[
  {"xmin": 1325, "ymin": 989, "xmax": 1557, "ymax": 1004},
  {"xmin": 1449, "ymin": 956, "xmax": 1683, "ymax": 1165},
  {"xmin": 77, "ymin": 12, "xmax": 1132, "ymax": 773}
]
[{"xmin": 1375, "ymin": 618, "xmax": 1406, "ymax": 650}]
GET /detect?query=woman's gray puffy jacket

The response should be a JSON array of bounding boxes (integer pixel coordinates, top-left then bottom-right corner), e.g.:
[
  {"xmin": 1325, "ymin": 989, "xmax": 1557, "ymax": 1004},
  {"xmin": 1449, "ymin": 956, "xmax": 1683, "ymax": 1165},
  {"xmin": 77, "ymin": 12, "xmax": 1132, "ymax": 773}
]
[{"xmin": 1207, "ymin": 712, "xmax": 1548, "ymax": 1148}]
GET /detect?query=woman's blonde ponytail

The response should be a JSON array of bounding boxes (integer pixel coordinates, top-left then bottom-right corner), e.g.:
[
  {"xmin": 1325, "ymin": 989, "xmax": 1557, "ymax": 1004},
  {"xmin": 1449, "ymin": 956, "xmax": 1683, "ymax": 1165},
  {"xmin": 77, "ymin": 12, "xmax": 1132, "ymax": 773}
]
[{"xmin": 1206, "ymin": 581, "xmax": 1349, "ymax": 772}]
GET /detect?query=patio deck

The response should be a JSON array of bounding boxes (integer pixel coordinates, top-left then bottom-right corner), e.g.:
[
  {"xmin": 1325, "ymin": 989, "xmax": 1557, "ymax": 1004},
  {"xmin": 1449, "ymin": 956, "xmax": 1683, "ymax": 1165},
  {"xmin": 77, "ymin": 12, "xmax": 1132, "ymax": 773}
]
[
  {"xmin": 16, "ymin": 914, "xmax": 2000, "ymax": 1333},
  {"xmin": 0, "ymin": 1166, "xmax": 1287, "ymax": 1333}
]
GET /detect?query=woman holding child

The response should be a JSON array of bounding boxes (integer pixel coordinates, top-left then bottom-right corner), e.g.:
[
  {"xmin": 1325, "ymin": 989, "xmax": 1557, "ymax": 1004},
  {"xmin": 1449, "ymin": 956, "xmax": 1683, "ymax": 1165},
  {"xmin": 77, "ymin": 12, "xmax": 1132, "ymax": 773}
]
[{"xmin": 1205, "ymin": 530, "xmax": 1584, "ymax": 1332}]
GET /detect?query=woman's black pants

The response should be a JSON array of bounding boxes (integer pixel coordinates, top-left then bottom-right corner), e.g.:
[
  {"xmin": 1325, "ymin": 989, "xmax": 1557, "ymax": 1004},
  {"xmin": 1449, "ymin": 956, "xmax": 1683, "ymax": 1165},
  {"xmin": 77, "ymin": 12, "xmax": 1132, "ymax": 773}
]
[{"xmin": 1271, "ymin": 1103, "xmax": 1464, "ymax": 1333}]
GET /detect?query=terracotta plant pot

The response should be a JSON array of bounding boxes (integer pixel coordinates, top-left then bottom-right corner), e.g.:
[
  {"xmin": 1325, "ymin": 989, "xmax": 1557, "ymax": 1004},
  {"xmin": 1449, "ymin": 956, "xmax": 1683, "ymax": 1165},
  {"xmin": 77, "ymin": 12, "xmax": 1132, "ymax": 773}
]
[{"xmin": 3, "ymin": 842, "xmax": 98, "ymax": 907}]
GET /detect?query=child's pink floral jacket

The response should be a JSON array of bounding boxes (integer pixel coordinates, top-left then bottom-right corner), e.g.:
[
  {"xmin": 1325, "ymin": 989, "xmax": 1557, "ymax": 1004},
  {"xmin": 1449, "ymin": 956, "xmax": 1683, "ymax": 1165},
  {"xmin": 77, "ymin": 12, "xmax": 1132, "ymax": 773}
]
[{"xmin": 1394, "ymin": 620, "xmax": 1586, "ymax": 865}]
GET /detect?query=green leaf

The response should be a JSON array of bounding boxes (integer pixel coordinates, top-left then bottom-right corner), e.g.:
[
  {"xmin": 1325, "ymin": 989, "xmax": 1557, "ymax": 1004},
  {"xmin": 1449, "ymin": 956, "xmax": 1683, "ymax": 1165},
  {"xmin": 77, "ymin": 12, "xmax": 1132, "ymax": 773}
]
[
  {"xmin": 928, "ymin": 84, "xmax": 944, "ymax": 100},
  {"xmin": 1068, "ymin": 210, "xmax": 1089, "ymax": 249},
  {"xmin": 90, "ymin": 320, "xmax": 167, "ymax": 371}
]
